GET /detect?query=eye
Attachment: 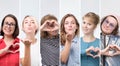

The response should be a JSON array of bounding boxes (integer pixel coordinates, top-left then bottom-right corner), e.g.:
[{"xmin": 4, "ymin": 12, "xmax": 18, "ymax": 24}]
[
  {"xmin": 105, "ymin": 20, "xmax": 109, "ymax": 23},
  {"xmin": 71, "ymin": 21, "xmax": 75, "ymax": 24},
  {"xmin": 31, "ymin": 21, "xmax": 35, "ymax": 24},
  {"xmin": 88, "ymin": 23, "xmax": 91, "ymax": 26},
  {"xmin": 5, "ymin": 22, "xmax": 9, "ymax": 25},
  {"xmin": 65, "ymin": 21, "xmax": 69, "ymax": 24},
  {"xmin": 10, "ymin": 23, "xmax": 15, "ymax": 26},
  {"xmin": 24, "ymin": 21, "xmax": 28, "ymax": 24},
  {"xmin": 83, "ymin": 21, "xmax": 85, "ymax": 24},
  {"xmin": 110, "ymin": 23, "xmax": 115, "ymax": 28}
]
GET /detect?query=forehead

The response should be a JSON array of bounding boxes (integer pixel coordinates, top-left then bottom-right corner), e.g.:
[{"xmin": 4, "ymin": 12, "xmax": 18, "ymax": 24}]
[
  {"xmin": 106, "ymin": 16, "xmax": 117, "ymax": 22},
  {"xmin": 4, "ymin": 17, "xmax": 15, "ymax": 22},
  {"xmin": 24, "ymin": 17, "xmax": 36, "ymax": 21},
  {"xmin": 65, "ymin": 16, "xmax": 75, "ymax": 21},
  {"xmin": 83, "ymin": 17, "xmax": 95, "ymax": 23}
]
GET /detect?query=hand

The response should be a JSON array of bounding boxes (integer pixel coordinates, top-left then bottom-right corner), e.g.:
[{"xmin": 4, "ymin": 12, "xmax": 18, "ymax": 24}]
[
  {"xmin": 7, "ymin": 43, "xmax": 19, "ymax": 53},
  {"xmin": 109, "ymin": 44, "xmax": 120, "ymax": 56},
  {"xmin": 66, "ymin": 34, "xmax": 74, "ymax": 43},
  {"xmin": 3, "ymin": 43, "xmax": 13, "ymax": 53},
  {"xmin": 21, "ymin": 39, "xmax": 32, "ymax": 47},
  {"xmin": 50, "ymin": 21, "xmax": 59, "ymax": 31},
  {"xmin": 40, "ymin": 20, "xmax": 51, "ymax": 31},
  {"xmin": 101, "ymin": 44, "xmax": 120, "ymax": 56},
  {"xmin": 86, "ymin": 46, "xmax": 100, "ymax": 58},
  {"xmin": 101, "ymin": 45, "xmax": 114, "ymax": 56},
  {"xmin": 40, "ymin": 20, "xmax": 59, "ymax": 31},
  {"xmin": 86, "ymin": 46, "xmax": 94, "ymax": 57}
]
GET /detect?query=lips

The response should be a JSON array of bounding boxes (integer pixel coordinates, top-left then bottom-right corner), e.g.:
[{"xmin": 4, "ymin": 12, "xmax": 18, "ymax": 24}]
[{"xmin": 4, "ymin": 28, "xmax": 12, "ymax": 33}]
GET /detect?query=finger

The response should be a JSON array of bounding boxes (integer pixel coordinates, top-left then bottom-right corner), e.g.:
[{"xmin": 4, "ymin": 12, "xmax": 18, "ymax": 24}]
[
  {"xmin": 114, "ymin": 45, "xmax": 120, "ymax": 51},
  {"xmin": 93, "ymin": 55, "xmax": 99, "ymax": 58},
  {"xmin": 87, "ymin": 53, "xmax": 94, "ymax": 57}
]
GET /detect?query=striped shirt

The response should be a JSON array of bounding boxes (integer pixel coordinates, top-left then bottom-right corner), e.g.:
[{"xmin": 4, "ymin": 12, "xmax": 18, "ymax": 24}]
[{"xmin": 40, "ymin": 36, "xmax": 59, "ymax": 66}]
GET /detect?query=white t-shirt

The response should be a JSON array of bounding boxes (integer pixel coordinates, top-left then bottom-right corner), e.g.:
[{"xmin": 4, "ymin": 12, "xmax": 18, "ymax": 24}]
[{"xmin": 20, "ymin": 40, "xmax": 42, "ymax": 66}]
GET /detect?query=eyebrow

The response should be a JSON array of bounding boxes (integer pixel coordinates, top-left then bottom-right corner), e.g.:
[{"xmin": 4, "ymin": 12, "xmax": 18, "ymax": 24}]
[{"xmin": 24, "ymin": 20, "xmax": 35, "ymax": 22}]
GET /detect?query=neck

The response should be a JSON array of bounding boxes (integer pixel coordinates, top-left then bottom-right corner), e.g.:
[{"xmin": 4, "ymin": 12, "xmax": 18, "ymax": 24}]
[
  {"xmin": 83, "ymin": 33, "xmax": 95, "ymax": 42},
  {"xmin": 4, "ymin": 35, "xmax": 14, "ymax": 45},
  {"xmin": 25, "ymin": 33, "xmax": 36, "ymax": 44},
  {"xmin": 4, "ymin": 35, "xmax": 14, "ymax": 41}
]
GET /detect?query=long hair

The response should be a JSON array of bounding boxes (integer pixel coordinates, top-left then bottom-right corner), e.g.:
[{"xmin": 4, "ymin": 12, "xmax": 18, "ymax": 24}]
[
  {"xmin": 100, "ymin": 15, "xmax": 119, "ymax": 35},
  {"xmin": 60, "ymin": 14, "xmax": 79, "ymax": 45}
]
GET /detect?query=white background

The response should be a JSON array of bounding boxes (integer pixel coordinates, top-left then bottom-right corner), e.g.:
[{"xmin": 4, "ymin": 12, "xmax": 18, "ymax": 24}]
[{"xmin": 81, "ymin": 0, "xmax": 100, "ymax": 38}]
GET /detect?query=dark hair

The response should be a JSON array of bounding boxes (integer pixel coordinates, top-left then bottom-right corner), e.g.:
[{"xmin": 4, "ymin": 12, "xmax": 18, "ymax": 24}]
[
  {"xmin": 60, "ymin": 14, "xmax": 79, "ymax": 45},
  {"xmin": 1, "ymin": 14, "xmax": 19, "ymax": 38},
  {"xmin": 100, "ymin": 15, "xmax": 119, "ymax": 35},
  {"xmin": 40, "ymin": 14, "xmax": 58, "ymax": 38}
]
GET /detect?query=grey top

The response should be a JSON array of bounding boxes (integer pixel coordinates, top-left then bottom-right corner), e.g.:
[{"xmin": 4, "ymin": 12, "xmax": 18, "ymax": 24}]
[
  {"xmin": 100, "ymin": 34, "xmax": 120, "ymax": 66},
  {"xmin": 40, "ymin": 36, "xmax": 59, "ymax": 66}
]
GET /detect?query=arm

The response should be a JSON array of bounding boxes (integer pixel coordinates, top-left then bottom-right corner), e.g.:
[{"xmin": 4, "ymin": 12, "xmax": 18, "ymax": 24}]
[
  {"xmin": 0, "ymin": 43, "xmax": 12, "ymax": 57},
  {"xmin": 60, "ymin": 40, "xmax": 71, "ymax": 64},
  {"xmin": 60, "ymin": 34, "xmax": 73, "ymax": 64},
  {"xmin": 21, "ymin": 40, "xmax": 31, "ymax": 66}
]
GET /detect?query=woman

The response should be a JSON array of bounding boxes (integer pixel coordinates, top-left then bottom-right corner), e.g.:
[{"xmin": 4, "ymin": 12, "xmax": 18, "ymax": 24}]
[
  {"xmin": 0, "ymin": 14, "xmax": 19, "ymax": 66},
  {"xmin": 100, "ymin": 15, "xmax": 120, "ymax": 66},
  {"xmin": 20, "ymin": 15, "xmax": 41, "ymax": 66},
  {"xmin": 60, "ymin": 14, "xmax": 80, "ymax": 66},
  {"xmin": 81, "ymin": 12, "xmax": 100, "ymax": 66},
  {"xmin": 40, "ymin": 14, "xmax": 59, "ymax": 65}
]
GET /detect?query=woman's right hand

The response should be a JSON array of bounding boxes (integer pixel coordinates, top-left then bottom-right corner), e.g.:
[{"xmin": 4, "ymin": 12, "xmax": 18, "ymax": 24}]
[
  {"xmin": 21, "ymin": 39, "xmax": 32, "ymax": 47},
  {"xmin": 66, "ymin": 34, "xmax": 74, "ymax": 43},
  {"xmin": 40, "ymin": 20, "xmax": 51, "ymax": 31}
]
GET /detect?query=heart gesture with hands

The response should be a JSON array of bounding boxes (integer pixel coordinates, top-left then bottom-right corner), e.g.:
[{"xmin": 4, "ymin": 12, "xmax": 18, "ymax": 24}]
[
  {"xmin": 40, "ymin": 20, "xmax": 59, "ymax": 32},
  {"xmin": 8, "ymin": 43, "xmax": 19, "ymax": 53},
  {"xmin": 3, "ymin": 42, "xmax": 20, "ymax": 54},
  {"xmin": 86, "ymin": 46, "xmax": 101, "ymax": 58},
  {"xmin": 101, "ymin": 44, "xmax": 120, "ymax": 56}
]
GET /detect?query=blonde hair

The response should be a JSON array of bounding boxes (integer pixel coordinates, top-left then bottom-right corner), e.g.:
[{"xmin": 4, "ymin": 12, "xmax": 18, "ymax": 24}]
[
  {"xmin": 83, "ymin": 12, "xmax": 99, "ymax": 26},
  {"xmin": 22, "ymin": 15, "xmax": 38, "ymax": 34}
]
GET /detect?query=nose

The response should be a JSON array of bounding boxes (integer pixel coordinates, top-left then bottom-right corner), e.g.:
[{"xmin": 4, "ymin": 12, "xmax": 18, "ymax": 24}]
[
  {"xmin": 106, "ymin": 23, "xmax": 110, "ymax": 27},
  {"xmin": 83, "ymin": 23, "xmax": 87, "ymax": 28},
  {"xmin": 68, "ymin": 23, "xmax": 72, "ymax": 27},
  {"xmin": 28, "ymin": 22, "xmax": 31, "ymax": 26}
]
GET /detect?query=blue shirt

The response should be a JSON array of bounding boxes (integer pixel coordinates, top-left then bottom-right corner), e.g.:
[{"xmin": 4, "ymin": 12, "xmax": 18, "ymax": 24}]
[
  {"xmin": 81, "ymin": 37, "xmax": 100, "ymax": 66},
  {"xmin": 61, "ymin": 36, "xmax": 80, "ymax": 66}
]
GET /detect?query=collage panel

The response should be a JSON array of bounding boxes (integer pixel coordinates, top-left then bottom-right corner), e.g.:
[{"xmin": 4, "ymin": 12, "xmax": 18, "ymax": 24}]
[
  {"xmin": 60, "ymin": 0, "xmax": 80, "ymax": 66},
  {"xmin": 40, "ymin": 0, "xmax": 59, "ymax": 66},
  {"xmin": 0, "ymin": 0, "xmax": 20, "ymax": 66},
  {"xmin": 81, "ymin": 0, "xmax": 100, "ymax": 66},
  {"xmin": 100, "ymin": 0, "xmax": 120, "ymax": 66},
  {"xmin": 19, "ymin": 0, "xmax": 41, "ymax": 66}
]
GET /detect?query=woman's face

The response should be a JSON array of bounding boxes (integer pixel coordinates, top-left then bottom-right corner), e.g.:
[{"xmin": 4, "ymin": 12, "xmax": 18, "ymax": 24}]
[
  {"xmin": 101, "ymin": 16, "xmax": 118, "ymax": 35},
  {"xmin": 64, "ymin": 16, "xmax": 78, "ymax": 35},
  {"xmin": 82, "ymin": 17, "xmax": 96, "ymax": 35},
  {"xmin": 3, "ymin": 17, "xmax": 16, "ymax": 36},
  {"xmin": 23, "ymin": 17, "xmax": 37, "ymax": 34}
]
